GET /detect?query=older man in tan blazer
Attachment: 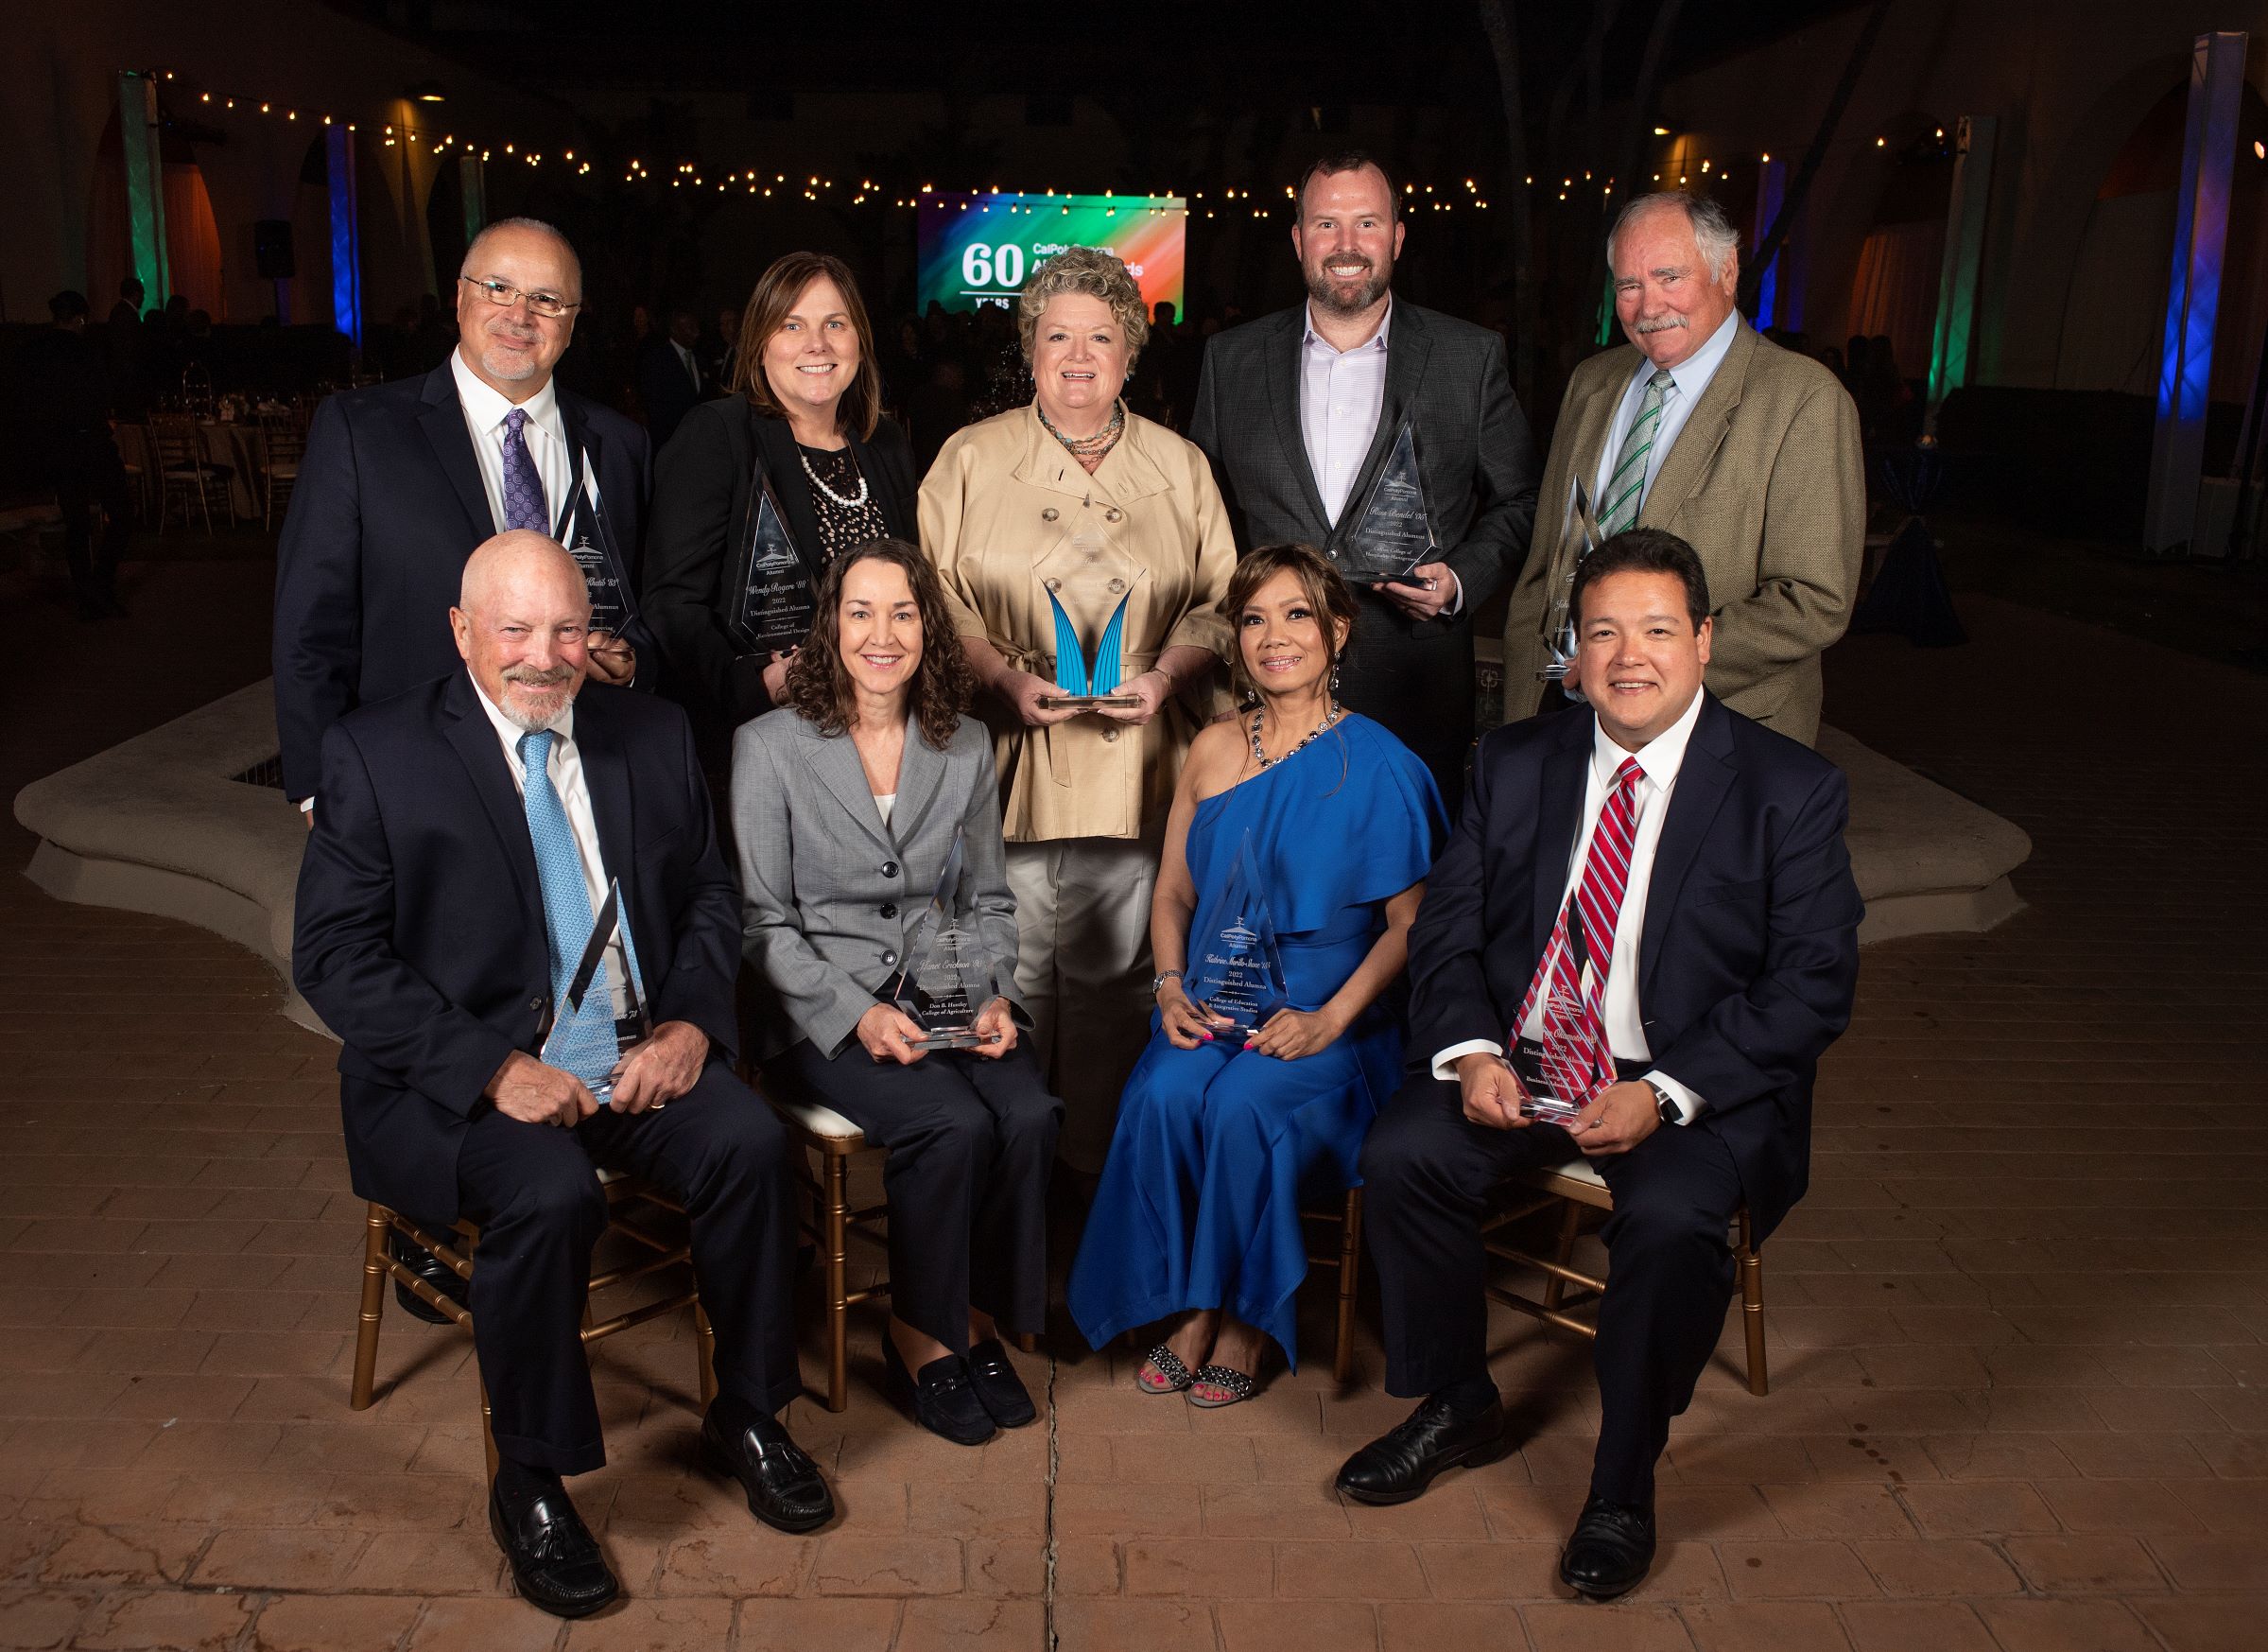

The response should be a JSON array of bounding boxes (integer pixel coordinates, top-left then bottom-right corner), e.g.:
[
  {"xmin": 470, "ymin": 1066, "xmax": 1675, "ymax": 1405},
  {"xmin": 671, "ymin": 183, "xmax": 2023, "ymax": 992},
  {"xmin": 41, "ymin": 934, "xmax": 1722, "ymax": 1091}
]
[{"xmin": 1500, "ymin": 194, "xmax": 1862, "ymax": 744}]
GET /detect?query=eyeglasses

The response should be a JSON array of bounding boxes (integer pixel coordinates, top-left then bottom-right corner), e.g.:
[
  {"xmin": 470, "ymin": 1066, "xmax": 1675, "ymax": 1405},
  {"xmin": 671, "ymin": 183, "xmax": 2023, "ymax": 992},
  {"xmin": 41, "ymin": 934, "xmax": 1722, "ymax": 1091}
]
[{"xmin": 459, "ymin": 275, "xmax": 580, "ymax": 320}]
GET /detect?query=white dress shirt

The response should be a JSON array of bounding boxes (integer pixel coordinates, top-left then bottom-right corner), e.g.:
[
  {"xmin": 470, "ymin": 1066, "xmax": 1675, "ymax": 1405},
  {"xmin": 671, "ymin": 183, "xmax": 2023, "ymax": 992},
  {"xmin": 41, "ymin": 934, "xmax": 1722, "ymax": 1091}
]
[
  {"xmin": 1300, "ymin": 299, "xmax": 1393, "ymax": 526},
  {"xmin": 470, "ymin": 676, "xmax": 634, "ymax": 1023},
  {"xmin": 1299, "ymin": 299, "xmax": 1463, "ymax": 611},
  {"xmin": 451, "ymin": 348, "xmax": 581, "ymax": 537},
  {"xmin": 1430, "ymin": 687, "xmax": 1708, "ymax": 1122},
  {"xmin": 1590, "ymin": 307, "xmax": 1740, "ymax": 510}
]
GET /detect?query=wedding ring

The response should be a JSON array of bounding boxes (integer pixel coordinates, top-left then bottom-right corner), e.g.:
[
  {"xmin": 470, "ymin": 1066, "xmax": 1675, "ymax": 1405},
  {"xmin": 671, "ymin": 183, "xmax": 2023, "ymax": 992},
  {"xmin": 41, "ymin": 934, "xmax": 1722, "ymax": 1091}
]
[{"xmin": 1425, "ymin": 579, "xmax": 1438, "ymax": 590}]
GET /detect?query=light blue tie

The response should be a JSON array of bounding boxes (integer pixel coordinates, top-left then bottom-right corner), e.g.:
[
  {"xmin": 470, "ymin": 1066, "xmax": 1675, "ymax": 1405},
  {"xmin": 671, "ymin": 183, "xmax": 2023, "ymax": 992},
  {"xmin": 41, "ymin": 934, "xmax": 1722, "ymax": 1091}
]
[{"xmin": 518, "ymin": 729, "xmax": 620, "ymax": 1089}]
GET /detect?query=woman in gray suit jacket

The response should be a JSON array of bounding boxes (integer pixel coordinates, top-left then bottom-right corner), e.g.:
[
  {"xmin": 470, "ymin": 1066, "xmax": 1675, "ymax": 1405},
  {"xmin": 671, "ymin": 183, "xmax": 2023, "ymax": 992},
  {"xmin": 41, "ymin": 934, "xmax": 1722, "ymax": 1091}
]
[{"xmin": 733, "ymin": 539, "xmax": 1062, "ymax": 1447}]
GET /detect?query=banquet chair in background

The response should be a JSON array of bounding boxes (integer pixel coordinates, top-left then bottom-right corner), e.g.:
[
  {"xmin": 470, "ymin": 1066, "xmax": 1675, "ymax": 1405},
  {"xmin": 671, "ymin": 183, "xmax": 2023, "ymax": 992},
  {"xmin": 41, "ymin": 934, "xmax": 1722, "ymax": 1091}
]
[{"xmin": 148, "ymin": 415, "xmax": 234, "ymax": 535}]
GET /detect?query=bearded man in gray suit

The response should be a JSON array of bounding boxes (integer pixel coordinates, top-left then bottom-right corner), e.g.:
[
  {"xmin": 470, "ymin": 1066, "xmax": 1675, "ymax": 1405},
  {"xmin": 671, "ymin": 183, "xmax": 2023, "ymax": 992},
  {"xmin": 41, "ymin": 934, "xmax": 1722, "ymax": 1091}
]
[{"xmin": 1187, "ymin": 152, "xmax": 1540, "ymax": 811}]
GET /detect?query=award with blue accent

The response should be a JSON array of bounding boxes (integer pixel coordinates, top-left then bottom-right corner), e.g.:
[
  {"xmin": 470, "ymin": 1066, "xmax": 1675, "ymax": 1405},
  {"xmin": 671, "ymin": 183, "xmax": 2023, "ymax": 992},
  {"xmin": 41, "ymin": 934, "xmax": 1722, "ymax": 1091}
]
[
  {"xmin": 1036, "ymin": 584, "xmax": 1140, "ymax": 711},
  {"xmin": 1186, "ymin": 831, "xmax": 1291, "ymax": 1047},
  {"xmin": 888, "ymin": 829, "xmax": 1003, "ymax": 1052}
]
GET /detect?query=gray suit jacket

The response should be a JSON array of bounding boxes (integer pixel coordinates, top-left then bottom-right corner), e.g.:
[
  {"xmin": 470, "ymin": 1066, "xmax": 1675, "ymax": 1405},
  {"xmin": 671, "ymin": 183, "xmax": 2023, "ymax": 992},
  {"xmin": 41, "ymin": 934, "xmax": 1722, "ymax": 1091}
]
[
  {"xmin": 1186, "ymin": 300, "xmax": 1539, "ymax": 799},
  {"xmin": 733, "ymin": 707, "xmax": 1023, "ymax": 1062}
]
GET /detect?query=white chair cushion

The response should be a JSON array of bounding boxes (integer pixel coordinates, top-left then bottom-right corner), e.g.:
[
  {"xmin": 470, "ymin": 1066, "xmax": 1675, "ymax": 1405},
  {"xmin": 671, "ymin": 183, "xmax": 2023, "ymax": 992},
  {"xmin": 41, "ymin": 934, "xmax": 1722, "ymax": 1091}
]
[
  {"xmin": 1537, "ymin": 1152, "xmax": 1607, "ymax": 1190},
  {"xmin": 773, "ymin": 1094, "xmax": 866, "ymax": 1145}
]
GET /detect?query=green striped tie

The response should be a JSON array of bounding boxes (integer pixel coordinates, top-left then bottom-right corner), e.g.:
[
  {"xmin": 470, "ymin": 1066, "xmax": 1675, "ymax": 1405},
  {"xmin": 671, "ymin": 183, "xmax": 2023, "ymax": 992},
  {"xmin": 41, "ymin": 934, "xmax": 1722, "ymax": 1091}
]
[{"xmin": 1598, "ymin": 369, "xmax": 1674, "ymax": 537}]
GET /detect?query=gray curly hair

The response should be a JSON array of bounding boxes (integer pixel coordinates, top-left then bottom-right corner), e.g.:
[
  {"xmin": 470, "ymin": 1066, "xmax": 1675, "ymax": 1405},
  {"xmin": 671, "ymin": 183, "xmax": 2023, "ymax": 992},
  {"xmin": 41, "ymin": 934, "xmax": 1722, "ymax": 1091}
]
[
  {"xmin": 1605, "ymin": 192, "xmax": 1740, "ymax": 282},
  {"xmin": 1015, "ymin": 246, "xmax": 1150, "ymax": 369}
]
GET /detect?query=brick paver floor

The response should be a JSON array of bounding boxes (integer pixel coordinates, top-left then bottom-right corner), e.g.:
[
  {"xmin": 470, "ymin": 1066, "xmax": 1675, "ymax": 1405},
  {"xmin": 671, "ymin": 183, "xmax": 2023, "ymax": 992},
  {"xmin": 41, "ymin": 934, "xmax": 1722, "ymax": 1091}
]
[{"xmin": 3, "ymin": 555, "xmax": 2264, "ymax": 1649}]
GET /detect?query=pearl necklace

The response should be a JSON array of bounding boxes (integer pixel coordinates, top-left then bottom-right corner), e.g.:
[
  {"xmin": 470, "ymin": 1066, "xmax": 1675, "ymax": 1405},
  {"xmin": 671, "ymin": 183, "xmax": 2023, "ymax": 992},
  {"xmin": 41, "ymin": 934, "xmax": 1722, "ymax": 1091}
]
[
  {"xmin": 799, "ymin": 446, "xmax": 871, "ymax": 509},
  {"xmin": 1249, "ymin": 701, "xmax": 1342, "ymax": 771}
]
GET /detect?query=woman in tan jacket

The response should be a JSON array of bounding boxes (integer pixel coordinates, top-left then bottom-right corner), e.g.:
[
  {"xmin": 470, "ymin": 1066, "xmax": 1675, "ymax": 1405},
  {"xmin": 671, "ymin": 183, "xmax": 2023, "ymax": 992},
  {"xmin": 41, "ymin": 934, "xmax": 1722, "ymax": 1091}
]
[{"xmin": 919, "ymin": 248, "xmax": 1234, "ymax": 1173}]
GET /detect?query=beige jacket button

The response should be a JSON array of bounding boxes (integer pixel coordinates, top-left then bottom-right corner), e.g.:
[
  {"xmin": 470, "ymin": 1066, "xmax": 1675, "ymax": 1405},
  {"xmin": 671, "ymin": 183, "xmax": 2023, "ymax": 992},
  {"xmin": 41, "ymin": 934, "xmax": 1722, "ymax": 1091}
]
[
  {"xmin": 1100, "ymin": 726, "xmax": 1119, "ymax": 742},
  {"xmin": 1045, "ymin": 577, "xmax": 1062, "ymax": 593},
  {"xmin": 1042, "ymin": 507, "xmax": 1059, "ymax": 521},
  {"xmin": 1107, "ymin": 578, "xmax": 1126, "ymax": 594}
]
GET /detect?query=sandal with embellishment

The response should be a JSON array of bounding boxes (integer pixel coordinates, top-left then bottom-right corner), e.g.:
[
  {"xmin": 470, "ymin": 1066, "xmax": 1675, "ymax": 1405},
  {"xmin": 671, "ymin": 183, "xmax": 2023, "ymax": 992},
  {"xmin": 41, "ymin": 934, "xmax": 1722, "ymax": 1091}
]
[
  {"xmin": 1135, "ymin": 1345, "xmax": 1194, "ymax": 1394},
  {"xmin": 1188, "ymin": 1362, "xmax": 1257, "ymax": 1408}
]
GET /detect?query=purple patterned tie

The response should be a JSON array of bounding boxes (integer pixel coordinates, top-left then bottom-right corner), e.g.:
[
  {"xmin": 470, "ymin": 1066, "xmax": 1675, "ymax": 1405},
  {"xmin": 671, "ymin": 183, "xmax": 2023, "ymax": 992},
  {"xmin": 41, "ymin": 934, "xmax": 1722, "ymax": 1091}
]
[{"xmin": 499, "ymin": 408, "xmax": 548, "ymax": 532}]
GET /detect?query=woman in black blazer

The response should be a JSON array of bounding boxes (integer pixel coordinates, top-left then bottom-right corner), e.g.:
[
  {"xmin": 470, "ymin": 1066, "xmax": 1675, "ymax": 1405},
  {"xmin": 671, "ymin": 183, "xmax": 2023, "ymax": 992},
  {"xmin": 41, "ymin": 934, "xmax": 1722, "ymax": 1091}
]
[{"xmin": 644, "ymin": 252, "xmax": 919, "ymax": 761}]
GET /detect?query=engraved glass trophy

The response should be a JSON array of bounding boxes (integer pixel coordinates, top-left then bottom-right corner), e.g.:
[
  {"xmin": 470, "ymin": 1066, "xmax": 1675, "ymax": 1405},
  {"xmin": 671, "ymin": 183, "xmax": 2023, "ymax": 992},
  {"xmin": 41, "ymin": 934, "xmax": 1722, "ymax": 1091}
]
[
  {"xmin": 1339, "ymin": 419, "xmax": 1434, "ymax": 586},
  {"xmin": 539, "ymin": 878, "xmax": 650, "ymax": 1102},
  {"xmin": 1036, "ymin": 583, "xmax": 1139, "ymax": 711},
  {"xmin": 1538, "ymin": 477, "xmax": 1609, "ymax": 687},
  {"xmin": 889, "ymin": 830, "xmax": 1002, "ymax": 1051},
  {"xmin": 565, "ymin": 478, "xmax": 638, "ymax": 647},
  {"xmin": 1186, "ymin": 831, "xmax": 1291, "ymax": 1046},
  {"xmin": 727, "ymin": 480, "xmax": 818, "ymax": 656}
]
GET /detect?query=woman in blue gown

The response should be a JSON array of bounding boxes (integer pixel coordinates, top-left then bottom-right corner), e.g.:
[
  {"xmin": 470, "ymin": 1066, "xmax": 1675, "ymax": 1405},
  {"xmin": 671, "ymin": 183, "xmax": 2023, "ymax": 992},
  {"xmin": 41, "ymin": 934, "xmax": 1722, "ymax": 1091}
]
[{"xmin": 1068, "ymin": 544, "xmax": 1446, "ymax": 1405}]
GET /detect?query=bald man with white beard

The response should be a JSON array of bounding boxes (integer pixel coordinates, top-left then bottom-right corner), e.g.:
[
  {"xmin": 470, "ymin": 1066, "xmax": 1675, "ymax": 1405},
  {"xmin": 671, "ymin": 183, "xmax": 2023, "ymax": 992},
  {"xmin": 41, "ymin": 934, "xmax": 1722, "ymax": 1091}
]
[{"xmin": 292, "ymin": 533, "xmax": 827, "ymax": 1620}]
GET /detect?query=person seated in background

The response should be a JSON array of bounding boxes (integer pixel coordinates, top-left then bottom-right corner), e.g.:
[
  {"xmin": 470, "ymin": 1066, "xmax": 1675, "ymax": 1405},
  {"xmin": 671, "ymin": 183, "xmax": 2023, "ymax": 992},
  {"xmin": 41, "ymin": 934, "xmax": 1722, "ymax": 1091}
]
[
  {"xmin": 1339, "ymin": 530, "xmax": 1863, "ymax": 1600},
  {"xmin": 292, "ymin": 532, "xmax": 828, "ymax": 1620},
  {"xmin": 1068, "ymin": 545, "xmax": 1445, "ymax": 1405},
  {"xmin": 734, "ymin": 539, "xmax": 1061, "ymax": 1446}
]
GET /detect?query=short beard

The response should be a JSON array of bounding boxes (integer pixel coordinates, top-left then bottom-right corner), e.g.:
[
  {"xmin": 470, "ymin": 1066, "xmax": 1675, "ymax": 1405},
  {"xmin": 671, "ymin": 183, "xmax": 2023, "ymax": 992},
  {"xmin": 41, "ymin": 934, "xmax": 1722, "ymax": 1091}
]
[
  {"xmin": 1305, "ymin": 260, "xmax": 1392, "ymax": 319},
  {"xmin": 477, "ymin": 339, "xmax": 544, "ymax": 384},
  {"xmin": 498, "ymin": 668, "xmax": 576, "ymax": 730}
]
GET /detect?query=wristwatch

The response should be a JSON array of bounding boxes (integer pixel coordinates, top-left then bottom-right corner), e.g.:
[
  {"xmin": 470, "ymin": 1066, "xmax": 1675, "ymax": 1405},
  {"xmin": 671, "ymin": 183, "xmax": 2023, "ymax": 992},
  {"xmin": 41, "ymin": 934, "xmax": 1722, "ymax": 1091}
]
[
  {"xmin": 1150, "ymin": 969, "xmax": 1184, "ymax": 996},
  {"xmin": 1645, "ymin": 1080, "xmax": 1684, "ymax": 1126}
]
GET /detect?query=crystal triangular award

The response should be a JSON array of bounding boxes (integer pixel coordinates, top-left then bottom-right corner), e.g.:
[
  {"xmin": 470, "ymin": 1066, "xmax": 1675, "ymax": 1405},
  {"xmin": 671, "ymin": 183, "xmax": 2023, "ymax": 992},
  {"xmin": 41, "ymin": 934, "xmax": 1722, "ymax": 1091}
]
[
  {"xmin": 727, "ymin": 479, "xmax": 818, "ymax": 656},
  {"xmin": 1340, "ymin": 419, "xmax": 1434, "ymax": 585},
  {"xmin": 889, "ymin": 828, "xmax": 1001, "ymax": 1051},
  {"xmin": 1186, "ymin": 830, "xmax": 1291, "ymax": 1046}
]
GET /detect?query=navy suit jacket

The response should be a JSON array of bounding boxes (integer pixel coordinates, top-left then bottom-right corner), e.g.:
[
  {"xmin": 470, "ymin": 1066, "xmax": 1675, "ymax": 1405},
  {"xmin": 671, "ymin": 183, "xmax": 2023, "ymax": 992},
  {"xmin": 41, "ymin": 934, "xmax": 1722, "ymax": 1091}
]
[
  {"xmin": 272, "ymin": 360, "xmax": 652, "ymax": 802},
  {"xmin": 1407, "ymin": 694, "xmax": 1862, "ymax": 1239},
  {"xmin": 291, "ymin": 672, "xmax": 738, "ymax": 1225}
]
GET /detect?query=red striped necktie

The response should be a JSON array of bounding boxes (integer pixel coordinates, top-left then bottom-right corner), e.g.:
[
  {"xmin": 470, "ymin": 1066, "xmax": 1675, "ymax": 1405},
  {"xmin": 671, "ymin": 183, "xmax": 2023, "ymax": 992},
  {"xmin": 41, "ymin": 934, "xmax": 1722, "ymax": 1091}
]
[{"xmin": 1513, "ymin": 756, "xmax": 1646, "ymax": 1110}]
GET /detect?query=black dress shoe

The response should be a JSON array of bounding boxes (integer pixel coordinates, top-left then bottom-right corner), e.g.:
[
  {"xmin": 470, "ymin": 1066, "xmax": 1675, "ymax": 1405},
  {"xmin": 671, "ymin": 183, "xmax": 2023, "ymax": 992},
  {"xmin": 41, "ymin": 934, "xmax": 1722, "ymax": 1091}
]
[
  {"xmin": 1558, "ymin": 1496, "xmax": 1657, "ymax": 1598},
  {"xmin": 965, "ymin": 1338, "xmax": 1037, "ymax": 1429},
  {"xmin": 390, "ymin": 1231, "xmax": 469, "ymax": 1326},
  {"xmin": 701, "ymin": 1400, "xmax": 834, "ymax": 1533},
  {"xmin": 488, "ymin": 1480, "xmax": 617, "ymax": 1619},
  {"xmin": 1335, "ymin": 1392, "xmax": 1510, "ymax": 1505},
  {"xmin": 884, "ymin": 1338, "xmax": 995, "ymax": 1446}
]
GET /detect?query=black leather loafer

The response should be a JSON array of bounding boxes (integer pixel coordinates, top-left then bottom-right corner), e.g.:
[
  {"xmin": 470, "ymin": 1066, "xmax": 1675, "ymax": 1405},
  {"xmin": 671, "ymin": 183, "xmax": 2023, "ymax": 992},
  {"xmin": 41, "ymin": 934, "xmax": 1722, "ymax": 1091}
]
[
  {"xmin": 389, "ymin": 1231, "xmax": 469, "ymax": 1326},
  {"xmin": 701, "ymin": 1400, "xmax": 834, "ymax": 1533},
  {"xmin": 488, "ymin": 1480, "xmax": 617, "ymax": 1619},
  {"xmin": 1558, "ymin": 1496, "xmax": 1656, "ymax": 1598},
  {"xmin": 884, "ymin": 1338, "xmax": 995, "ymax": 1446},
  {"xmin": 1335, "ymin": 1393, "xmax": 1509, "ymax": 1505},
  {"xmin": 965, "ymin": 1338, "xmax": 1037, "ymax": 1429}
]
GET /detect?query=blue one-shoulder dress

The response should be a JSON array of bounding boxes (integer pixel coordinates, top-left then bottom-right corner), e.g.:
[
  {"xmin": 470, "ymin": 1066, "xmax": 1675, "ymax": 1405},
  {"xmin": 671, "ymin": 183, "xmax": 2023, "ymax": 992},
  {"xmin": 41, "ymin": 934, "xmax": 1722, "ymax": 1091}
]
[{"xmin": 1067, "ymin": 712, "xmax": 1446, "ymax": 1365}]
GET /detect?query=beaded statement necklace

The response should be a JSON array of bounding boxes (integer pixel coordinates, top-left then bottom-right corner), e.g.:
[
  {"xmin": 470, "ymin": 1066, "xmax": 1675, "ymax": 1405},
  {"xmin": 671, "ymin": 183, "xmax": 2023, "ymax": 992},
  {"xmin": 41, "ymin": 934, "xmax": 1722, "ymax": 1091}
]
[
  {"xmin": 1249, "ymin": 702, "xmax": 1342, "ymax": 771},
  {"xmin": 798, "ymin": 445, "xmax": 871, "ymax": 509},
  {"xmin": 1037, "ymin": 399, "xmax": 1127, "ymax": 471}
]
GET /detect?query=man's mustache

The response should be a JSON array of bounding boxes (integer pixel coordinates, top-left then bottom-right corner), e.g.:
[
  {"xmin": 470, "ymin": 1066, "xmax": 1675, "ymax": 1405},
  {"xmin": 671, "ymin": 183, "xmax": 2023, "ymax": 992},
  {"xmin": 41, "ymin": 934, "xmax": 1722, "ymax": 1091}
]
[
  {"xmin": 1635, "ymin": 315, "xmax": 1688, "ymax": 336},
  {"xmin": 503, "ymin": 664, "xmax": 576, "ymax": 688}
]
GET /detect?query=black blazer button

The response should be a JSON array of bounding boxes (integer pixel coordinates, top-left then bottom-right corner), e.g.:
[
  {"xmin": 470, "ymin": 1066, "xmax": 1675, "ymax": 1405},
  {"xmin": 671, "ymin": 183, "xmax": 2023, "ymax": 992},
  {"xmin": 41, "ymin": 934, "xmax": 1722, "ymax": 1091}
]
[
  {"xmin": 879, "ymin": 902, "xmax": 897, "ymax": 919},
  {"xmin": 881, "ymin": 861, "xmax": 899, "ymax": 878},
  {"xmin": 529, "ymin": 996, "xmax": 545, "ymax": 1012}
]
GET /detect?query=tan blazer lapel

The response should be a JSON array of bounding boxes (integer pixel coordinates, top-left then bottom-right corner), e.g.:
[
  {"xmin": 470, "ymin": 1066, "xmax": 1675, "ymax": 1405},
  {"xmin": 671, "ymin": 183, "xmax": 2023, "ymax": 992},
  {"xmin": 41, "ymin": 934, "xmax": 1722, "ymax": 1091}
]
[
  {"xmin": 1640, "ymin": 321, "xmax": 1754, "ymax": 531},
  {"xmin": 1525, "ymin": 358, "xmax": 1629, "ymax": 650}
]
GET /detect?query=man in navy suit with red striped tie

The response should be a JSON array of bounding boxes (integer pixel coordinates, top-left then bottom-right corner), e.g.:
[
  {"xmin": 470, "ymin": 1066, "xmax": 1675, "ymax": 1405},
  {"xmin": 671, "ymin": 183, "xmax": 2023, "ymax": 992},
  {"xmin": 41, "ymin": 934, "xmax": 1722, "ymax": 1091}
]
[{"xmin": 1340, "ymin": 530, "xmax": 1863, "ymax": 1598}]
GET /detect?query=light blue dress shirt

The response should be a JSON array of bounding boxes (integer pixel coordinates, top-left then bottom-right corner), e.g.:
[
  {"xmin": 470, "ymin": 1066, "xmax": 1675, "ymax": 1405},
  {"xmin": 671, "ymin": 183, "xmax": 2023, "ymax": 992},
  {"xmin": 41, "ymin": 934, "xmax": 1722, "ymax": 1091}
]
[{"xmin": 1589, "ymin": 308, "xmax": 1741, "ymax": 510}]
